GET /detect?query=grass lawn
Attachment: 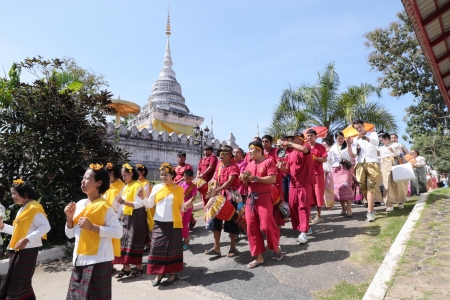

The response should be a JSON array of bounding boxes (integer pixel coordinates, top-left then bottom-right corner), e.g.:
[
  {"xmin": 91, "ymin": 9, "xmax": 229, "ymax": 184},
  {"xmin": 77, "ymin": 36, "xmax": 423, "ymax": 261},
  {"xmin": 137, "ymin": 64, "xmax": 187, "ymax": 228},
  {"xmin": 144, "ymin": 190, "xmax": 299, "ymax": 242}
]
[{"xmin": 315, "ymin": 195, "xmax": 420, "ymax": 300}]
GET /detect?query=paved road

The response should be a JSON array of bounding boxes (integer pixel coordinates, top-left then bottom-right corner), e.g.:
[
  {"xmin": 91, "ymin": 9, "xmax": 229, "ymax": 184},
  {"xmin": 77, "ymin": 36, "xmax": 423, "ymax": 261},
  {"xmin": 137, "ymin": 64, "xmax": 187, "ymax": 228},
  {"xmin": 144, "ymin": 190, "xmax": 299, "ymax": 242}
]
[{"xmin": 33, "ymin": 204, "xmax": 382, "ymax": 300}]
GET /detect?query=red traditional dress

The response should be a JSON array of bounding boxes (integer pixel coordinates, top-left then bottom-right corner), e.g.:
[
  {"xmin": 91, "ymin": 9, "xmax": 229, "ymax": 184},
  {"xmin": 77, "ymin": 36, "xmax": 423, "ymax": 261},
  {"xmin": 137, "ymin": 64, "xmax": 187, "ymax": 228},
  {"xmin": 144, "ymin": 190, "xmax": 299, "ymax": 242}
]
[
  {"xmin": 244, "ymin": 158, "xmax": 280, "ymax": 256},
  {"xmin": 286, "ymin": 146, "xmax": 315, "ymax": 233},
  {"xmin": 265, "ymin": 147, "xmax": 285, "ymax": 226},
  {"xmin": 309, "ymin": 143, "xmax": 327, "ymax": 207}
]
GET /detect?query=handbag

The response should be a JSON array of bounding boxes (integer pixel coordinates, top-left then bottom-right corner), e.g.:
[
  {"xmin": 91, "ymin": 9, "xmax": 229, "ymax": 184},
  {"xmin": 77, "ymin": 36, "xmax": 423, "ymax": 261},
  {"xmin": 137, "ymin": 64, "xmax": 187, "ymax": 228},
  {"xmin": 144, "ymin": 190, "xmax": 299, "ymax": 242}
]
[{"xmin": 392, "ymin": 162, "xmax": 416, "ymax": 182}]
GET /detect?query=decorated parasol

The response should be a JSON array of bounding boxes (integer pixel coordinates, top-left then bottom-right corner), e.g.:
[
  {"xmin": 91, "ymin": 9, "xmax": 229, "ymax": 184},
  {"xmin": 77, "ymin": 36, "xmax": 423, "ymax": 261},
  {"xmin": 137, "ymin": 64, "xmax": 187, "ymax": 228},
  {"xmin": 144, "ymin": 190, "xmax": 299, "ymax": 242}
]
[
  {"xmin": 303, "ymin": 126, "xmax": 328, "ymax": 138},
  {"xmin": 108, "ymin": 96, "xmax": 141, "ymax": 126},
  {"xmin": 342, "ymin": 123, "xmax": 375, "ymax": 138}
]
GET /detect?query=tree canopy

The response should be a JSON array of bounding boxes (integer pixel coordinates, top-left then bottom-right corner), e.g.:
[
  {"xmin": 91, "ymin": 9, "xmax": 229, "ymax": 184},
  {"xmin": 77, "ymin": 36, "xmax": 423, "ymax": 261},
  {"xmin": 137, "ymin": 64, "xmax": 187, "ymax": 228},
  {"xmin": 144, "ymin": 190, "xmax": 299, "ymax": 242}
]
[
  {"xmin": 266, "ymin": 62, "xmax": 397, "ymax": 140},
  {"xmin": 0, "ymin": 57, "xmax": 128, "ymax": 245},
  {"xmin": 364, "ymin": 11, "xmax": 448, "ymax": 141}
]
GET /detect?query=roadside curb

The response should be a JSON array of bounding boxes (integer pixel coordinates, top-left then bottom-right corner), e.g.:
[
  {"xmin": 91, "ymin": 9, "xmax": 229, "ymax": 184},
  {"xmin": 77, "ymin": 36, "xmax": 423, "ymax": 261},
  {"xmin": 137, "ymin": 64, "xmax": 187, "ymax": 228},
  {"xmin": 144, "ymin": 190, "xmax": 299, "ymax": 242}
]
[
  {"xmin": 0, "ymin": 246, "xmax": 66, "ymax": 275},
  {"xmin": 362, "ymin": 193, "xmax": 429, "ymax": 300}
]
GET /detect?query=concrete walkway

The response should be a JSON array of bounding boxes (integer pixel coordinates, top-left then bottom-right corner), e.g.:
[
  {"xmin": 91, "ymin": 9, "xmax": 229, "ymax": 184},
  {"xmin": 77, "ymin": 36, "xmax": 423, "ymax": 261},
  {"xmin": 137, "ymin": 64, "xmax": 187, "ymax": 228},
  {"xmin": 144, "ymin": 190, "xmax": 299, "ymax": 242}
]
[
  {"xmin": 384, "ymin": 192, "xmax": 450, "ymax": 300},
  {"xmin": 28, "ymin": 202, "xmax": 410, "ymax": 299}
]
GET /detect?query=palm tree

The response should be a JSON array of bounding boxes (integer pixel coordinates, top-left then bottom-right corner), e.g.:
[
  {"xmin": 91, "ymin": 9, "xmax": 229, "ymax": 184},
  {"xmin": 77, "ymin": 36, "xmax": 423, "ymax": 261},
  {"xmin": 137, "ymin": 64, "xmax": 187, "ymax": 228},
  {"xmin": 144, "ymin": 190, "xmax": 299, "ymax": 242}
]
[{"xmin": 267, "ymin": 63, "xmax": 398, "ymax": 140}]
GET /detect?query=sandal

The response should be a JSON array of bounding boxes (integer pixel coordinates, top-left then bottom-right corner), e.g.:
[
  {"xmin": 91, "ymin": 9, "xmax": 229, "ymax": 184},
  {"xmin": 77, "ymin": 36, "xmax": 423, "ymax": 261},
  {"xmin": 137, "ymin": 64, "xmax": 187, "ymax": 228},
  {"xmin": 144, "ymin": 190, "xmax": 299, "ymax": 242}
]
[
  {"xmin": 130, "ymin": 267, "xmax": 143, "ymax": 278},
  {"xmin": 311, "ymin": 217, "xmax": 323, "ymax": 224},
  {"xmin": 247, "ymin": 260, "xmax": 263, "ymax": 269},
  {"xmin": 272, "ymin": 247, "xmax": 284, "ymax": 261},
  {"xmin": 115, "ymin": 268, "xmax": 131, "ymax": 278},
  {"xmin": 227, "ymin": 248, "xmax": 239, "ymax": 257},
  {"xmin": 204, "ymin": 248, "xmax": 221, "ymax": 256}
]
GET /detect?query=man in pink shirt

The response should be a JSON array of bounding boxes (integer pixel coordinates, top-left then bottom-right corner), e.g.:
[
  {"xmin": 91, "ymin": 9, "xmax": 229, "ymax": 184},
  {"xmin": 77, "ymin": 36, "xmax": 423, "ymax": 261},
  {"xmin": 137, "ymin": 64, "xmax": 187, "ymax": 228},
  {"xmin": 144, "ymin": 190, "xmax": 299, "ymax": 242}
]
[
  {"xmin": 233, "ymin": 147, "xmax": 248, "ymax": 200},
  {"xmin": 204, "ymin": 145, "xmax": 241, "ymax": 258},
  {"xmin": 197, "ymin": 146, "xmax": 218, "ymax": 206},
  {"xmin": 241, "ymin": 141, "xmax": 283, "ymax": 268},
  {"xmin": 306, "ymin": 129, "xmax": 327, "ymax": 224},
  {"xmin": 278, "ymin": 131, "xmax": 315, "ymax": 244},
  {"xmin": 174, "ymin": 152, "xmax": 193, "ymax": 184}
]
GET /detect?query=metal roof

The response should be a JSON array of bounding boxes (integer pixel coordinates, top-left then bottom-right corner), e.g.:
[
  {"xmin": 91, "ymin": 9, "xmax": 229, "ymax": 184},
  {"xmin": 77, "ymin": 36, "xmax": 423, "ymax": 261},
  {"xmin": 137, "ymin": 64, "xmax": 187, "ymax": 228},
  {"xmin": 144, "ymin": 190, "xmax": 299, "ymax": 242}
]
[{"xmin": 403, "ymin": 0, "xmax": 450, "ymax": 107}]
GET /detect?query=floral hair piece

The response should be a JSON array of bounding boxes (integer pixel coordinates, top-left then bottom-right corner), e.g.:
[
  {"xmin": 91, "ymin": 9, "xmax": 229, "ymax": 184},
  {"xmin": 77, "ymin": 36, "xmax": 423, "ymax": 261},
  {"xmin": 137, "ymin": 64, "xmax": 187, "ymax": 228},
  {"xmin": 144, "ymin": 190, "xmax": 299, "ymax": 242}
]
[
  {"xmin": 12, "ymin": 178, "xmax": 25, "ymax": 185},
  {"xmin": 122, "ymin": 163, "xmax": 133, "ymax": 173},
  {"xmin": 136, "ymin": 163, "xmax": 144, "ymax": 169},
  {"xmin": 106, "ymin": 162, "xmax": 114, "ymax": 170},
  {"xmin": 159, "ymin": 162, "xmax": 174, "ymax": 173},
  {"xmin": 89, "ymin": 163, "xmax": 103, "ymax": 171}
]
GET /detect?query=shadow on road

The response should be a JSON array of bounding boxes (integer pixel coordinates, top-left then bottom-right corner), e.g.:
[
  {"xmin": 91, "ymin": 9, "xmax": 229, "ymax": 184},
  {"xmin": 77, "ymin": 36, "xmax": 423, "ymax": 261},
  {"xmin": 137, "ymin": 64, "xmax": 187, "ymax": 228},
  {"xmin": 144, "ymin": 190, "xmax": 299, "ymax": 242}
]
[{"xmin": 181, "ymin": 266, "xmax": 255, "ymax": 287}]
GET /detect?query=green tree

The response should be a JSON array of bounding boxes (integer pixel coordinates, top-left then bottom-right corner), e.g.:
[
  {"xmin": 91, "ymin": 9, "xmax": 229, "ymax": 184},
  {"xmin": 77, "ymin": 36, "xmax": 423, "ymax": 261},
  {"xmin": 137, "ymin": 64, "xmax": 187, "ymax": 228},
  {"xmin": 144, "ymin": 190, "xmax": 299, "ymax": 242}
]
[
  {"xmin": 412, "ymin": 133, "xmax": 450, "ymax": 174},
  {"xmin": 267, "ymin": 63, "xmax": 397, "ymax": 139},
  {"xmin": 364, "ymin": 11, "xmax": 447, "ymax": 141},
  {"xmin": 0, "ymin": 57, "xmax": 128, "ymax": 245}
]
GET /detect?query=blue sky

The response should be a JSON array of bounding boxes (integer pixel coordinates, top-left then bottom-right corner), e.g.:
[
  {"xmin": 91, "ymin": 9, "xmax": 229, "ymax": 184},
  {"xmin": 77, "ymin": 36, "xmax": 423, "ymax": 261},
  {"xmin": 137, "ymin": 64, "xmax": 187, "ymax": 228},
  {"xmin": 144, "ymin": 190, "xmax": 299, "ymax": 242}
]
[{"xmin": 1, "ymin": 1, "xmax": 411, "ymax": 148}]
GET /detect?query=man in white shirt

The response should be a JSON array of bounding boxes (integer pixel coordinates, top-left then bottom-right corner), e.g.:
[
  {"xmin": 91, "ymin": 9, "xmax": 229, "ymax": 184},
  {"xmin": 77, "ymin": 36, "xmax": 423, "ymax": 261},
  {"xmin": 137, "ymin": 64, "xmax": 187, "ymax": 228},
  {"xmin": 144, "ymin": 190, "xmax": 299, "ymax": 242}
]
[{"xmin": 347, "ymin": 120, "xmax": 382, "ymax": 222}]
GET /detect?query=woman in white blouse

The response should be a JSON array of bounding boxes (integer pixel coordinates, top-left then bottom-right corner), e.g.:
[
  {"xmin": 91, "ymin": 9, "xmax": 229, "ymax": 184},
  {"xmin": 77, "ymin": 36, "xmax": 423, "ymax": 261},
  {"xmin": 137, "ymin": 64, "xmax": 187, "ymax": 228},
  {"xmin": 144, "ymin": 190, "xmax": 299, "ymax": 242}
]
[
  {"xmin": 410, "ymin": 150, "xmax": 427, "ymax": 195},
  {"xmin": 64, "ymin": 164, "xmax": 123, "ymax": 299},
  {"xmin": 379, "ymin": 133, "xmax": 407, "ymax": 211},
  {"xmin": 328, "ymin": 132, "xmax": 356, "ymax": 217},
  {"xmin": 0, "ymin": 179, "xmax": 50, "ymax": 299},
  {"xmin": 144, "ymin": 163, "xmax": 193, "ymax": 287}
]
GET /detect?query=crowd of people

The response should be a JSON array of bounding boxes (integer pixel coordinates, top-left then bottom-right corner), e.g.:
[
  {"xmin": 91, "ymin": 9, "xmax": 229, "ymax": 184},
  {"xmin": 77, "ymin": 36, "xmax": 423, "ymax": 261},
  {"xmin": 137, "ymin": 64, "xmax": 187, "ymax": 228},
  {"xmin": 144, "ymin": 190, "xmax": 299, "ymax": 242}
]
[{"xmin": 0, "ymin": 119, "xmax": 444, "ymax": 299}]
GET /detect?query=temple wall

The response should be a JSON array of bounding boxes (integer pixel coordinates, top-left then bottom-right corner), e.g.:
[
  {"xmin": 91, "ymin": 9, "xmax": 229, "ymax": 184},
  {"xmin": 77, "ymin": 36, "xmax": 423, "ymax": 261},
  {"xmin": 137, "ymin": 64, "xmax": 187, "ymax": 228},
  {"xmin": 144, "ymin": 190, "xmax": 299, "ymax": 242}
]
[{"xmin": 106, "ymin": 122, "xmax": 235, "ymax": 181}]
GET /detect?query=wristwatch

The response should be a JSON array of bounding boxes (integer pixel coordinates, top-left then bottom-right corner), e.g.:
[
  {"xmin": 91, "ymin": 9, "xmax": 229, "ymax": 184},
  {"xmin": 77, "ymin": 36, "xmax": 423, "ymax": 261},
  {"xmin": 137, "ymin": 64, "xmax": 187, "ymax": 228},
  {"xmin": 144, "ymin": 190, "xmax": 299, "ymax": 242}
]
[{"xmin": 253, "ymin": 177, "xmax": 258, "ymax": 182}]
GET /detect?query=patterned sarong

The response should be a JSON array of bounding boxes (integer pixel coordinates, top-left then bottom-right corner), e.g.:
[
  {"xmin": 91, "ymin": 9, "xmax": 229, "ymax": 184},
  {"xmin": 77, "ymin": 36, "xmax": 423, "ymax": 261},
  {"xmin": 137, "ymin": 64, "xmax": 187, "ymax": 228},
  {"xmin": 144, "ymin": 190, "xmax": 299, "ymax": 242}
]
[
  {"xmin": 331, "ymin": 166, "xmax": 354, "ymax": 201},
  {"xmin": 113, "ymin": 207, "xmax": 148, "ymax": 265},
  {"xmin": 66, "ymin": 261, "xmax": 112, "ymax": 300},
  {"xmin": 147, "ymin": 221, "xmax": 183, "ymax": 275},
  {"xmin": 0, "ymin": 248, "xmax": 39, "ymax": 300}
]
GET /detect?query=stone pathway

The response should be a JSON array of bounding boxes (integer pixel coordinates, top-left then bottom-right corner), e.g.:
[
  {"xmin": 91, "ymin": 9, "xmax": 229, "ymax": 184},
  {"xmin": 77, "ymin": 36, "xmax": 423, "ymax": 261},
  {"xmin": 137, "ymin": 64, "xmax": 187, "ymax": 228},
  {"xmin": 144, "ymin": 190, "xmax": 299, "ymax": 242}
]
[{"xmin": 384, "ymin": 194, "xmax": 450, "ymax": 299}]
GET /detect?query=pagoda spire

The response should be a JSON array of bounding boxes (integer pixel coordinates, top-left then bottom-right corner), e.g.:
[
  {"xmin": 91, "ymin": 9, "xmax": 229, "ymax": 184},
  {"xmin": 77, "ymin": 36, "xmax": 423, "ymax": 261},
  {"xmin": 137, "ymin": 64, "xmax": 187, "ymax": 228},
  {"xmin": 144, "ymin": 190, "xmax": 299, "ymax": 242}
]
[{"xmin": 166, "ymin": 5, "xmax": 171, "ymax": 36}]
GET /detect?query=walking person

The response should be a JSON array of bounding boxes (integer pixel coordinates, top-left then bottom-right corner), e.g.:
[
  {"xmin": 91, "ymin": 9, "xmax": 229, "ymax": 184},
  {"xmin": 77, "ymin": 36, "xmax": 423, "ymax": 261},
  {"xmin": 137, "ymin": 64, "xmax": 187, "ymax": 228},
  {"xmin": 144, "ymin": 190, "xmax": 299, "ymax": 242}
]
[
  {"xmin": 379, "ymin": 133, "xmax": 407, "ymax": 211},
  {"xmin": 306, "ymin": 129, "xmax": 327, "ymax": 224},
  {"xmin": 322, "ymin": 139, "xmax": 335, "ymax": 210},
  {"xmin": 180, "ymin": 169, "xmax": 197, "ymax": 251},
  {"xmin": 347, "ymin": 120, "xmax": 382, "ymax": 222},
  {"xmin": 65, "ymin": 164, "xmax": 123, "ymax": 299},
  {"xmin": 328, "ymin": 132, "xmax": 355, "ymax": 217},
  {"xmin": 410, "ymin": 150, "xmax": 427, "ymax": 195},
  {"xmin": 241, "ymin": 141, "xmax": 283, "ymax": 268},
  {"xmin": 197, "ymin": 146, "xmax": 218, "ymax": 206},
  {"xmin": 277, "ymin": 131, "xmax": 315, "ymax": 244},
  {"xmin": 144, "ymin": 163, "xmax": 194, "ymax": 287},
  {"xmin": 0, "ymin": 179, "xmax": 51, "ymax": 300},
  {"xmin": 204, "ymin": 145, "xmax": 241, "ymax": 258},
  {"xmin": 113, "ymin": 164, "xmax": 148, "ymax": 278}
]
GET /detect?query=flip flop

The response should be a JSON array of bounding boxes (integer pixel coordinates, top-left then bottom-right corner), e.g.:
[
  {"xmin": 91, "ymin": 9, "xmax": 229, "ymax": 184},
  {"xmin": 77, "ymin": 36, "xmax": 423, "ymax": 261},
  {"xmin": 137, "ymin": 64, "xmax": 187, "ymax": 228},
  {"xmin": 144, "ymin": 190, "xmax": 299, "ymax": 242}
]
[
  {"xmin": 204, "ymin": 248, "xmax": 221, "ymax": 256},
  {"xmin": 227, "ymin": 248, "xmax": 239, "ymax": 257},
  {"xmin": 247, "ymin": 260, "xmax": 263, "ymax": 269}
]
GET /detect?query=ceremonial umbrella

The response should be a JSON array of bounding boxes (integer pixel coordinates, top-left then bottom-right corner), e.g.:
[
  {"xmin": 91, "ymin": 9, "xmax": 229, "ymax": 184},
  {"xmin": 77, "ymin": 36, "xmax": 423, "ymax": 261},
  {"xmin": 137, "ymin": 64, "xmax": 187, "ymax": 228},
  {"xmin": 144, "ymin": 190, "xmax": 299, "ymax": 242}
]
[
  {"xmin": 108, "ymin": 96, "xmax": 141, "ymax": 126},
  {"xmin": 303, "ymin": 126, "xmax": 328, "ymax": 138},
  {"xmin": 342, "ymin": 123, "xmax": 375, "ymax": 138}
]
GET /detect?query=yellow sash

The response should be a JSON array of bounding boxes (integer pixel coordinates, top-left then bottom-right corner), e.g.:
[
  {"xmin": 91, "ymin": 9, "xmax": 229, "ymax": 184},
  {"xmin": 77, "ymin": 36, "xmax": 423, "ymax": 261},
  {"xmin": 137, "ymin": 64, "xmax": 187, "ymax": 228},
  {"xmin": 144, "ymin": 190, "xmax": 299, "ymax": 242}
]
[
  {"xmin": 152, "ymin": 184, "xmax": 184, "ymax": 229},
  {"xmin": 73, "ymin": 198, "xmax": 121, "ymax": 257},
  {"xmin": 103, "ymin": 179, "xmax": 126, "ymax": 205},
  {"xmin": 139, "ymin": 178, "xmax": 155, "ymax": 231},
  {"xmin": 122, "ymin": 181, "xmax": 143, "ymax": 216},
  {"xmin": 10, "ymin": 200, "xmax": 48, "ymax": 249}
]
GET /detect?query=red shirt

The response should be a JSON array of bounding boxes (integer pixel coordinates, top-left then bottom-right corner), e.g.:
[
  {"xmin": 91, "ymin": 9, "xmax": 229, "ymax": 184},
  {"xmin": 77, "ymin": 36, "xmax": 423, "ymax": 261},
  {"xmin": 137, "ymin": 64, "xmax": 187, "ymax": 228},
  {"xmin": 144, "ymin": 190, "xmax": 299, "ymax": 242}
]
[
  {"xmin": 174, "ymin": 164, "xmax": 193, "ymax": 182},
  {"xmin": 235, "ymin": 159, "xmax": 249, "ymax": 195},
  {"xmin": 265, "ymin": 147, "xmax": 284, "ymax": 198},
  {"xmin": 214, "ymin": 162, "xmax": 240, "ymax": 190},
  {"xmin": 309, "ymin": 143, "xmax": 327, "ymax": 175},
  {"xmin": 245, "ymin": 158, "xmax": 277, "ymax": 194},
  {"xmin": 286, "ymin": 147, "xmax": 316, "ymax": 187},
  {"xmin": 198, "ymin": 155, "xmax": 218, "ymax": 182}
]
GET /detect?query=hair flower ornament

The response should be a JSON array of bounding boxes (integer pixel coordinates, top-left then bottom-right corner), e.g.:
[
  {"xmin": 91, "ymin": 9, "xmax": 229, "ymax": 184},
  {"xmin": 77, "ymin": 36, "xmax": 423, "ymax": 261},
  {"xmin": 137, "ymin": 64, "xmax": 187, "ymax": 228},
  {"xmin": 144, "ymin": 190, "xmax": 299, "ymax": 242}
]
[
  {"xmin": 12, "ymin": 178, "xmax": 25, "ymax": 185},
  {"xmin": 159, "ymin": 162, "xmax": 174, "ymax": 173},
  {"xmin": 136, "ymin": 163, "xmax": 144, "ymax": 169},
  {"xmin": 106, "ymin": 162, "xmax": 114, "ymax": 170},
  {"xmin": 122, "ymin": 163, "xmax": 133, "ymax": 172},
  {"xmin": 89, "ymin": 163, "xmax": 103, "ymax": 171}
]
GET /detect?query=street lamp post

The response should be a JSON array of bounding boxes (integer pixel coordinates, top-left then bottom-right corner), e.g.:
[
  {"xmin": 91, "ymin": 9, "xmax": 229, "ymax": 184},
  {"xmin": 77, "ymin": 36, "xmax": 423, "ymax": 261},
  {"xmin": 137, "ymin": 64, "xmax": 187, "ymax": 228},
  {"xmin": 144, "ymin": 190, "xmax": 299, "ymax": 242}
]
[{"xmin": 193, "ymin": 125, "xmax": 210, "ymax": 158}]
